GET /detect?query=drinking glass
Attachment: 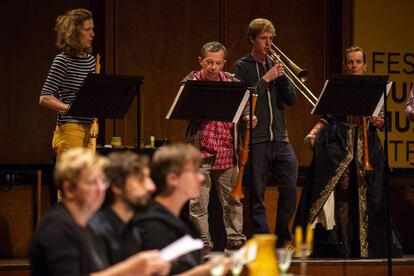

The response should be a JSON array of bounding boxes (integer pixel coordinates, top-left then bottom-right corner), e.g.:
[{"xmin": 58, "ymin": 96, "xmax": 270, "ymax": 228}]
[
  {"xmin": 277, "ymin": 248, "xmax": 293, "ymax": 274},
  {"xmin": 209, "ymin": 252, "xmax": 226, "ymax": 276},
  {"xmin": 230, "ymin": 250, "xmax": 245, "ymax": 276}
]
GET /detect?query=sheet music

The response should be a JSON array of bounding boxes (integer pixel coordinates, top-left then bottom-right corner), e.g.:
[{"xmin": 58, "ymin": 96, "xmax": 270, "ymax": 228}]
[
  {"xmin": 166, "ymin": 84, "xmax": 185, "ymax": 119},
  {"xmin": 372, "ymin": 81, "xmax": 392, "ymax": 116},
  {"xmin": 311, "ymin": 80, "xmax": 330, "ymax": 115},
  {"xmin": 232, "ymin": 89, "xmax": 250, "ymax": 123},
  {"xmin": 159, "ymin": 235, "xmax": 203, "ymax": 261}
]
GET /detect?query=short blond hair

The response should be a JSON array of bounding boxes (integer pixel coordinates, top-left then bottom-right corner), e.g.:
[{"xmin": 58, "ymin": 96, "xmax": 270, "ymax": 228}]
[
  {"xmin": 54, "ymin": 148, "xmax": 108, "ymax": 196},
  {"xmin": 247, "ymin": 18, "xmax": 276, "ymax": 40},
  {"xmin": 344, "ymin": 46, "xmax": 366, "ymax": 64}
]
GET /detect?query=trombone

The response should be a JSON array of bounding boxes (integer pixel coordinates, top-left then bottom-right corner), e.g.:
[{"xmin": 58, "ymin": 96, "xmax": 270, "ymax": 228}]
[{"xmin": 266, "ymin": 43, "xmax": 318, "ymax": 106}]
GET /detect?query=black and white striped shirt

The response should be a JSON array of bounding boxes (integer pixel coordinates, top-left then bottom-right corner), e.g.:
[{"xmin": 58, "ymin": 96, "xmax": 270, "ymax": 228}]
[{"xmin": 41, "ymin": 53, "xmax": 96, "ymax": 125}]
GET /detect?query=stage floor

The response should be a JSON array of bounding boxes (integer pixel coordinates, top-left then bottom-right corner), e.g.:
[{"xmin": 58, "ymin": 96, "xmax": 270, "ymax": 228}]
[
  {"xmin": 289, "ymin": 255, "xmax": 414, "ymax": 276},
  {"xmin": 1, "ymin": 256, "xmax": 413, "ymax": 276}
]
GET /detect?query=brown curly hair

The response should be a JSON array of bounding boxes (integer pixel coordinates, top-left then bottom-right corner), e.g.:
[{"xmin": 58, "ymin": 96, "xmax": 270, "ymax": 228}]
[{"xmin": 55, "ymin": 8, "xmax": 93, "ymax": 56}]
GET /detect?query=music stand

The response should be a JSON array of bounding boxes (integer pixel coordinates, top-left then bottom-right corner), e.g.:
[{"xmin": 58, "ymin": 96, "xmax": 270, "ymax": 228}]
[
  {"xmin": 312, "ymin": 74, "xmax": 394, "ymax": 274},
  {"xmin": 166, "ymin": 80, "xmax": 250, "ymax": 123},
  {"xmin": 66, "ymin": 73, "xmax": 144, "ymax": 146},
  {"xmin": 312, "ymin": 74, "xmax": 390, "ymax": 116}
]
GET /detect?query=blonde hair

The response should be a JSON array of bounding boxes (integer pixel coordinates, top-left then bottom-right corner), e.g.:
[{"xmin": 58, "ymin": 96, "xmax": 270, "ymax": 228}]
[
  {"xmin": 247, "ymin": 18, "xmax": 276, "ymax": 40},
  {"xmin": 54, "ymin": 148, "xmax": 108, "ymax": 196},
  {"xmin": 55, "ymin": 8, "xmax": 93, "ymax": 56},
  {"xmin": 344, "ymin": 46, "xmax": 366, "ymax": 64}
]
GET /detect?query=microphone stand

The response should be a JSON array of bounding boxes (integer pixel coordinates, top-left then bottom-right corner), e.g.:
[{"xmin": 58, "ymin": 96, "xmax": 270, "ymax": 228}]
[
  {"xmin": 248, "ymin": 87, "xmax": 255, "ymax": 237},
  {"xmin": 383, "ymin": 82, "xmax": 393, "ymax": 276}
]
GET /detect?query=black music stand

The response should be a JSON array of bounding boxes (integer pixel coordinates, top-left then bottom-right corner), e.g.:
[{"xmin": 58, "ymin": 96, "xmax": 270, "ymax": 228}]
[
  {"xmin": 66, "ymin": 73, "xmax": 144, "ymax": 146},
  {"xmin": 312, "ymin": 74, "xmax": 395, "ymax": 275},
  {"xmin": 166, "ymin": 80, "xmax": 250, "ymax": 123},
  {"xmin": 312, "ymin": 74, "xmax": 389, "ymax": 116}
]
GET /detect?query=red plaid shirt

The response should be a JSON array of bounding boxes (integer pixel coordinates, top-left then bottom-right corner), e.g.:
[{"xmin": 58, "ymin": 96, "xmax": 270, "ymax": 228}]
[{"xmin": 193, "ymin": 71, "xmax": 235, "ymax": 170}]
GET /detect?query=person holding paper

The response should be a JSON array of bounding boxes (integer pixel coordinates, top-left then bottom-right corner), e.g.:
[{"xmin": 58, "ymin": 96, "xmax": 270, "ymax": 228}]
[
  {"xmin": 135, "ymin": 143, "xmax": 217, "ymax": 275},
  {"xmin": 294, "ymin": 46, "xmax": 402, "ymax": 258},
  {"xmin": 233, "ymin": 18, "xmax": 298, "ymax": 249},
  {"xmin": 184, "ymin": 42, "xmax": 247, "ymax": 253},
  {"xmin": 30, "ymin": 148, "xmax": 170, "ymax": 276},
  {"xmin": 39, "ymin": 8, "xmax": 96, "ymax": 156}
]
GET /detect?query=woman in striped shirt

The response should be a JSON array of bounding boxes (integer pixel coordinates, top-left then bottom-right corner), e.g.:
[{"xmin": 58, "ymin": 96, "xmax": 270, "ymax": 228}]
[{"xmin": 39, "ymin": 8, "xmax": 96, "ymax": 156}]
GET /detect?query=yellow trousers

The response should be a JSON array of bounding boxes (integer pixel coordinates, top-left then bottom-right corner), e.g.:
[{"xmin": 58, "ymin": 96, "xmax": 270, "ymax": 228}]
[
  {"xmin": 52, "ymin": 123, "xmax": 92, "ymax": 156},
  {"xmin": 52, "ymin": 123, "xmax": 92, "ymax": 202}
]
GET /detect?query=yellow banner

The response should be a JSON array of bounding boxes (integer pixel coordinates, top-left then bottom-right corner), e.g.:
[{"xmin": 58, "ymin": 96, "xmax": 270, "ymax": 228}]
[{"xmin": 354, "ymin": 0, "xmax": 414, "ymax": 168}]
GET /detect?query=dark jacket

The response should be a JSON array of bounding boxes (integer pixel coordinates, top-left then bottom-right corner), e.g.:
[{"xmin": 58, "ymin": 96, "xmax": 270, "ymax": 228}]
[
  {"xmin": 30, "ymin": 205, "xmax": 109, "ymax": 276},
  {"xmin": 233, "ymin": 54, "xmax": 297, "ymax": 144},
  {"xmin": 134, "ymin": 201, "xmax": 203, "ymax": 275},
  {"xmin": 89, "ymin": 207, "xmax": 142, "ymax": 265}
]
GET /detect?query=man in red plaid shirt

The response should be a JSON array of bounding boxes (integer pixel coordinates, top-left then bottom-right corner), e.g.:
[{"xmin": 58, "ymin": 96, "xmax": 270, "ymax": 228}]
[{"xmin": 183, "ymin": 42, "xmax": 246, "ymax": 253}]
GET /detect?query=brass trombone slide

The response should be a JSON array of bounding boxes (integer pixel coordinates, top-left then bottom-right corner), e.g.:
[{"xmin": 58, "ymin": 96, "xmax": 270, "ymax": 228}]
[{"xmin": 266, "ymin": 43, "xmax": 318, "ymax": 107}]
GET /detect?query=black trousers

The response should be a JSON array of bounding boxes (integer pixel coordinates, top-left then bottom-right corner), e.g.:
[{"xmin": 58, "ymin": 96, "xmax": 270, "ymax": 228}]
[{"xmin": 249, "ymin": 141, "xmax": 298, "ymax": 245}]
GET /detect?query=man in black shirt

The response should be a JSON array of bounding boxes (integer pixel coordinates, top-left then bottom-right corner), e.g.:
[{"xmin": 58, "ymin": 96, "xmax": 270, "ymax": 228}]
[{"xmin": 89, "ymin": 151, "xmax": 156, "ymax": 264}]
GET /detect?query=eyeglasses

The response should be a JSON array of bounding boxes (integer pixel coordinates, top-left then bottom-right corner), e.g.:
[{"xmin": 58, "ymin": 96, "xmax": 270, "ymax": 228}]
[{"xmin": 82, "ymin": 177, "xmax": 109, "ymax": 189}]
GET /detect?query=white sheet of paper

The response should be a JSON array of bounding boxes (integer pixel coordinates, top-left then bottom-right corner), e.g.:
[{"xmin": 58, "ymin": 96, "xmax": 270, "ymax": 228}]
[
  {"xmin": 372, "ymin": 81, "xmax": 392, "ymax": 116},
  {"xmin": 160, "ymin": 235, "xmax": 203, "ymax": 261}
]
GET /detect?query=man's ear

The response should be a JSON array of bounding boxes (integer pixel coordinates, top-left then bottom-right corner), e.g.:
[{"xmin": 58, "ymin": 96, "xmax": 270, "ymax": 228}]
[
  {"xmin": 166, "ymin": 172, "xmax": 178, "ymax": 188},
  {"xmin": 198, "ymin": 56, "xmax": 203, "ymax": 66},
  {"xmin": 248, "ymin": 36, "xmax": 254, "ymax": 44},
  {"xmin": 111, "ymin": 185, "xmax": 122, "ymax": 197}
]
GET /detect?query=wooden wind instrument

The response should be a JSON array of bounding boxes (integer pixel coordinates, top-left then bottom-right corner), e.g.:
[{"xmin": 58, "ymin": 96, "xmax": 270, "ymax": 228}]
[
  {"xmin": 88, "ymin": 54, "xmax": 100, "ymax": 153},
  {"xmin": 231, "ymin": 94, "xmax": 258, "ymax": 198},
  {"xmin": 361, "ymin": 116, "xmax": 373, "ymax": 171}
]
